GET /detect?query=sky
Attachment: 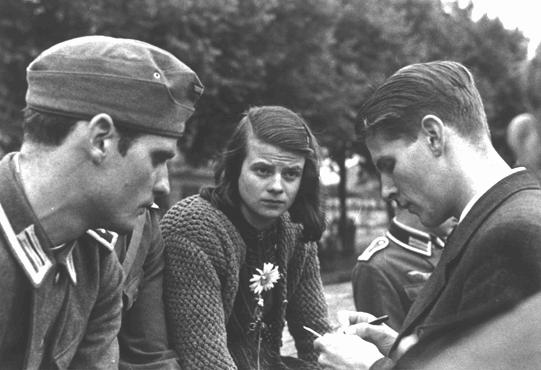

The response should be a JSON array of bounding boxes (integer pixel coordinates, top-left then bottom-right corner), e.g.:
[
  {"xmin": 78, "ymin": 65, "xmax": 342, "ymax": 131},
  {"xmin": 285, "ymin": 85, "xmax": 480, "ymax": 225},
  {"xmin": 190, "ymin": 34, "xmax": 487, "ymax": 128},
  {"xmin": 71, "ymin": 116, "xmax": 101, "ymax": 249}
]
[{"xmin": 453, "ymin": 0, "xmax": 540, "ymax": 58}]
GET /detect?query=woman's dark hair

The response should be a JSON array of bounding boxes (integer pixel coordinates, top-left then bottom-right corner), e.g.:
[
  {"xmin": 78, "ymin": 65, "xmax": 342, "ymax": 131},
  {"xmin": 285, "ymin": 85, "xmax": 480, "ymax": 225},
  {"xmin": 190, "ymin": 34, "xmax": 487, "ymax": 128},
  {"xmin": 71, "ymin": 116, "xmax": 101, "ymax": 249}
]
[
  {"xmin": 22, "ymin": 107, "xmax": 142, "ymax": 155},
  {"xmin": 201, "ymin": 105, "xmax": 325, "ymax": 242}
]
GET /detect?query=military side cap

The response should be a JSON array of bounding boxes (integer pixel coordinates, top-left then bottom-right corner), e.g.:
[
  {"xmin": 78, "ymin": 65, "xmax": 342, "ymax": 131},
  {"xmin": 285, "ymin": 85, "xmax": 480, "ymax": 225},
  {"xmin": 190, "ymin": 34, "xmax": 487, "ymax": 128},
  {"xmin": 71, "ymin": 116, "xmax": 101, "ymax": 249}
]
[{"xmin": 26, "ymin": 35, "xmax": 204, "ymax": 138}]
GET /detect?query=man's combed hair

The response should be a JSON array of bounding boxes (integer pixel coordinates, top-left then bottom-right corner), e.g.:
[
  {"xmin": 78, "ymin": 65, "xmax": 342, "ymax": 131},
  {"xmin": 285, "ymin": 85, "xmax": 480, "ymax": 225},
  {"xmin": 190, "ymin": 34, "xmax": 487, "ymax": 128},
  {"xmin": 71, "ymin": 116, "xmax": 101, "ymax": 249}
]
[
  {"xmin": 358, "ymin": 61, "xmax": 490, "ymax": 143},
  {"xmin": 201, "ymin": 105, "xmax": 325, "ymax": 242},
  {"xmin": 22, "ymin": 107, "xmax": 142, "ymax": 155}
]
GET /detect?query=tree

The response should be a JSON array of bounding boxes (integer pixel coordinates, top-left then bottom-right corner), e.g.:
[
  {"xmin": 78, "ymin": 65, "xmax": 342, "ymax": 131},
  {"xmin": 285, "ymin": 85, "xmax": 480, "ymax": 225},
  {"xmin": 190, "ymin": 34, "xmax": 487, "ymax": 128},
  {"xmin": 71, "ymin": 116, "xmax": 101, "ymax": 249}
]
[
  {"xmin": 0, "ymin": 0, "xmax": 529, "ymax": 256},
  {"xmin": 0, "ymin": 0, "xmax": 95, "ymax": 142}
]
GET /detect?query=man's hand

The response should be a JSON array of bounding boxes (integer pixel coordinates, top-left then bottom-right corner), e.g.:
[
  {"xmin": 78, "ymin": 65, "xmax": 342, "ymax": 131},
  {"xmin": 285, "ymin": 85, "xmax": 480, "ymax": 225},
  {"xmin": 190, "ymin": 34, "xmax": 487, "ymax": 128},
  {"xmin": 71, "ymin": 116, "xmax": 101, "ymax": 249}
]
[
  {"xmin": 314, "ymin": 333, "xmax": 384, "ymax": 370},
  {"xmin": 337, "ymin": 310, "xmax": 398, "ymax": 355}
]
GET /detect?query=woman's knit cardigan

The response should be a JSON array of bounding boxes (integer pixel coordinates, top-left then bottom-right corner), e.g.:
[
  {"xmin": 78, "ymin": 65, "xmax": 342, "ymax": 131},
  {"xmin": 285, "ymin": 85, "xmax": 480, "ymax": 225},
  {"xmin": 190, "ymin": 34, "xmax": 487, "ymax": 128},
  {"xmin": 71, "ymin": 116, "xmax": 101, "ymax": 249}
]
[{"xmin": 161, "ymin": 195, "xmax": 331, "ymax": 369}]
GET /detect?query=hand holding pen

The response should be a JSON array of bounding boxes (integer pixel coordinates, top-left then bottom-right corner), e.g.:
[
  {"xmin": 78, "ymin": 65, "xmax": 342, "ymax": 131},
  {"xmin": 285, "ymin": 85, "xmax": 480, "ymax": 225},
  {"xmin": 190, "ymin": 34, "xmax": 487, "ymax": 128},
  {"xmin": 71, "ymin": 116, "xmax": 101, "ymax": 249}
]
[
  {"xmin": 308, "ymin": 311, "xmax": 397, "ymax": 368},
  {"xmin": 303, "ymin": 314, "xmax": 390, "ymax": 338},
  {"xmin": 336, "ymin": 310, "xmax": 389, "ymax": 332},
  {"xmin": 368, "ymin": 315, "xmax": 389, "ymax": 326},
  {"xmin": 304, "ymin": 310, "xmax": 398, "ymax": 356},
  {"xmin": 339, "ymin": 311, "xmax": 398, "ymax": 355}
]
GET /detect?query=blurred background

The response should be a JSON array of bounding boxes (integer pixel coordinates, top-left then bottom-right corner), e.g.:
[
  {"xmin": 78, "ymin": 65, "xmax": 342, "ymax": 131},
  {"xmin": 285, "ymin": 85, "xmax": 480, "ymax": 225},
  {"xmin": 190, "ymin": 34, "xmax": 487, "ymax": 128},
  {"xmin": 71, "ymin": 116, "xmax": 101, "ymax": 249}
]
[{"xmin": 1, "ymin": 0, "xmax": 540, "ymax": 283}]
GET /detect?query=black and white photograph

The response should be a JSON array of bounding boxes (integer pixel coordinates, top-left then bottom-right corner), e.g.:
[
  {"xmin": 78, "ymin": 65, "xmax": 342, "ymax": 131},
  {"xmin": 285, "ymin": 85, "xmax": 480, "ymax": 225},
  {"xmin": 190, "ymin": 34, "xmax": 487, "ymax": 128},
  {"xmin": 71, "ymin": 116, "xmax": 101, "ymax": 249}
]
[{"xmin": 0, "ymin": 0, "xmax": 540, "ymax": 369}]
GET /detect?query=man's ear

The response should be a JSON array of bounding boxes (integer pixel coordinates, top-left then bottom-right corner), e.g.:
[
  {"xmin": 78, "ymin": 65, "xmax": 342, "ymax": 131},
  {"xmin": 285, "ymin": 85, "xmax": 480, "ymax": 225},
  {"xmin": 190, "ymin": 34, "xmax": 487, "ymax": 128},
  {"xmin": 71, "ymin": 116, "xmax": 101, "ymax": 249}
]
[
  {"xmin": 88, "ymin": 113, "xmax": 115, "ymax": 164},
  {"xmin": 420, "ymin": 114, "xmax": 445, "ymax": 156}
]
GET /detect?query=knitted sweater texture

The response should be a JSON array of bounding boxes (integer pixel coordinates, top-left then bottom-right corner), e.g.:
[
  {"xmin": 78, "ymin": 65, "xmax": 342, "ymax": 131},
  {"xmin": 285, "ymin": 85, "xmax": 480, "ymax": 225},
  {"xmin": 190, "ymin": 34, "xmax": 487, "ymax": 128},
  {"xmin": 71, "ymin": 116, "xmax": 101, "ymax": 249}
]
[{"xmin": 161, "ymin": 195, "xmax": 330, "ymax": 369}]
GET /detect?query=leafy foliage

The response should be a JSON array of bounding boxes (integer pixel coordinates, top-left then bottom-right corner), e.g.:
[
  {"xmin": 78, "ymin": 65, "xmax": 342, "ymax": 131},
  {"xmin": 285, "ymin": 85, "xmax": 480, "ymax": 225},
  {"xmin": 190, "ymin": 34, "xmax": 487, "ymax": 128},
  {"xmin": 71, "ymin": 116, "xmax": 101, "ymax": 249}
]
[
  {"xmin": 0, "ymin": 0, "xmax": 531, "ymax": 252},
  {"xmin": 0, "ymin": 0, "xmax": 529, "ymax": 165}
]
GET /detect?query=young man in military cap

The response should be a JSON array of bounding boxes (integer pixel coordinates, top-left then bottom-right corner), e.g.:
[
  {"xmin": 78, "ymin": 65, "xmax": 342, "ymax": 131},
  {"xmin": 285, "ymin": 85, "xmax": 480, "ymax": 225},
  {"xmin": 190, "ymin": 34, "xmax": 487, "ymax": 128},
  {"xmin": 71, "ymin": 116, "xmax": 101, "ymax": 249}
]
[
  {"xmin": 0, "ymin": 35, "xmax": 203, "ymax": 369},
  {"xmin": 352, "ymin": 206, "xmax": 455, "ymax": 331},
  {"xmin": 314, "ymin": 61, "xmax": 541, "ymax": 369}
]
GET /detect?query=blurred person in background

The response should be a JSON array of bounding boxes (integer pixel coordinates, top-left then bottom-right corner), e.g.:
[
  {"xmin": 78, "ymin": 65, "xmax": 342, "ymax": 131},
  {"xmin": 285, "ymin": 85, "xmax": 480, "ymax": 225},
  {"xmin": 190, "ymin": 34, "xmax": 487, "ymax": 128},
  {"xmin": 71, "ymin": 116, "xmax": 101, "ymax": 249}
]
[
  {"xmin": 506, "ymin": 113, "xmax": 541, "ymax": 181},
  {"xmin": 352, "ymin": 203, "xmax": 456, "ymax": 331},
  {"xmin": 114, "ymin": 206, "xmax": 183, "ymax": 369},
  {"xmin": 161, "ymin": 105, "xmax": 331, "ymax": 369}
]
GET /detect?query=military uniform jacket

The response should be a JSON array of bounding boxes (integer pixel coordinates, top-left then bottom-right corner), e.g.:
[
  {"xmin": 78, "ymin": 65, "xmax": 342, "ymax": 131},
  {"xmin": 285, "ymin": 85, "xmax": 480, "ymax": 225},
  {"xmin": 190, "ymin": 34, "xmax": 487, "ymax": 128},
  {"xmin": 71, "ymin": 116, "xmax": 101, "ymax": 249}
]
[
  {"xmin": 0, "ymin": 153, "xmax": 123, "ymax": 369},
  {"xmin": 389, "ymin": 170, "xmax": 541, "ymax": 363},
  {"xmin": 116, "ymin": 207, "xmax": 180, "ymax": 370},
  {"xmin": 352, "ymin": 217, "xmax": 444, "ymax": 331}
]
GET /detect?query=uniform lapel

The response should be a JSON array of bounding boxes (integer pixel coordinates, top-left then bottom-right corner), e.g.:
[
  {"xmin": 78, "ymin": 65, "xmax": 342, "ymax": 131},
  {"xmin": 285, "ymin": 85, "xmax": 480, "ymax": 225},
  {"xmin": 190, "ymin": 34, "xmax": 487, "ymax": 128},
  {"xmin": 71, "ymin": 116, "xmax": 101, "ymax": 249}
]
[
  {"xmin": 399, "ymin": 171, "xmax": 540, "ymax": 338},
  {"xmin": 0, "ymin": 154, "xmax": 56, "ymax": 287}
]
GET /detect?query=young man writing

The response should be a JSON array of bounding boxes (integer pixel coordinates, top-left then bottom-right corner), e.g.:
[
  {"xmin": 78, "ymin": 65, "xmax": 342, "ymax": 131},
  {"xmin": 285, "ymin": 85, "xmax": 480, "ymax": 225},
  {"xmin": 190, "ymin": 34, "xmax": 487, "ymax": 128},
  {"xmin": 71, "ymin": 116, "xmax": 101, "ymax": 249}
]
[{"xmin": 315, "ymin": 61, "xmax": 541, "ymax": 369}]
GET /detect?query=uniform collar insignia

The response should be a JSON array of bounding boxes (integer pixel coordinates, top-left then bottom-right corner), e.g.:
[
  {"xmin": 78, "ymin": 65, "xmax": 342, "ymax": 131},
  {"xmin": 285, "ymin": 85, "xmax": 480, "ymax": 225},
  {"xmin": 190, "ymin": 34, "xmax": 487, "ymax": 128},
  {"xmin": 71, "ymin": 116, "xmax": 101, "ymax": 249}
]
[
  {"xmin": 15, "ymin": 224, "xmax": 54, "ymax": 287},
  {"xmin": 0, "ymin": 199, "xmax": 54, "ymax": 287},
  {"xmin": 86, "ymin": 229, "xmax": 118, "ymax": 251},
  {"xmin": 388, "ymin": 217, "xmax": 443, "ymax": 257},
  {"xmin": 54, "ymin": 241, "xmax": 77, "ymax": 285}
]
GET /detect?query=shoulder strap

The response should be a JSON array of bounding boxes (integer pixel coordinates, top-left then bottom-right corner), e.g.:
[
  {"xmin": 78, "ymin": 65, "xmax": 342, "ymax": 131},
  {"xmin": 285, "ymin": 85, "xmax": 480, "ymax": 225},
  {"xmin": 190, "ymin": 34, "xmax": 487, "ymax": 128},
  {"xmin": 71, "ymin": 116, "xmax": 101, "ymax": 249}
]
[
  {"xmin": 121, "ymin": 213, "xmax": 146, "ymax": 274},
  {"xmin": 357, "ymin": 236, "xmax": 389, "ymax": 262}
]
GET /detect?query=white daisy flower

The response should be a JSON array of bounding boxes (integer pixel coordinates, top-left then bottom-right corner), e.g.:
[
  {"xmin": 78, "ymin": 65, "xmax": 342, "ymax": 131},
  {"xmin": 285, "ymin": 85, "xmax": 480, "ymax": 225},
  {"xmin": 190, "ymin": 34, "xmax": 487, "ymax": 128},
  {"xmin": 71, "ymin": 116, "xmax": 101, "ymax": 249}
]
[{"xmin": 249, "ymin": 262, "xmax": 280, "ymax": 295}]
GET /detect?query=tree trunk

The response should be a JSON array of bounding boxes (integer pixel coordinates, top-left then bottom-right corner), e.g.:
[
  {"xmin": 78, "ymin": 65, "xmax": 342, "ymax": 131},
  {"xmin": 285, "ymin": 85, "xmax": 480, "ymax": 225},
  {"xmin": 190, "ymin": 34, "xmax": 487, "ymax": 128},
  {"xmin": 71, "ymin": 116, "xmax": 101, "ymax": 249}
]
[{"xmin": 336, "ymin": 147, "xmax": 353, "ymax": 255}]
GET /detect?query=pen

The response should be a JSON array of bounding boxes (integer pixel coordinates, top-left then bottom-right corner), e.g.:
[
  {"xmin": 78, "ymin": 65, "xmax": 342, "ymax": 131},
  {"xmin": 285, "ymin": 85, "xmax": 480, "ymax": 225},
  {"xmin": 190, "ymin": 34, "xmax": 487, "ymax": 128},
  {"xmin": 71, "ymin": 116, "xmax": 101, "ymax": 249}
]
[
  {"xmin": 368, "ymin": 315, "xmax": 389, "ymax": 325},
  {"xmin": 302, "ymin": 325, "xmax": 322, "ymax": 338}
]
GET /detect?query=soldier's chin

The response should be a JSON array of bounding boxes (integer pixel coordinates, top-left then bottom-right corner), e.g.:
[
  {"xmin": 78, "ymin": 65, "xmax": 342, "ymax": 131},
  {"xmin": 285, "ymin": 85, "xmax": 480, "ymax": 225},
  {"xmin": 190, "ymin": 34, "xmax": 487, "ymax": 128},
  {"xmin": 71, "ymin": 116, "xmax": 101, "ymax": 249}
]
[{"xmin": 107, "ymin": 218, "xmax": 138, "ymax": 234}]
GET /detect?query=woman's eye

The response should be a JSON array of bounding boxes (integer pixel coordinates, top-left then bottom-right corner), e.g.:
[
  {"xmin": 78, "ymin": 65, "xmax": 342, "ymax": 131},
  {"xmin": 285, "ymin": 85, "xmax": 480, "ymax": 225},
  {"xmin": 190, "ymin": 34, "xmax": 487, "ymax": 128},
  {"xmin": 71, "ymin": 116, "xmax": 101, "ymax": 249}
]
[
  {"xmin": 255, "ymin": 167, "xmax": 271, "ymax": 176},
  {"xmin": 283, "ymin": 170, "xmax": 301, "ymax": 181}
]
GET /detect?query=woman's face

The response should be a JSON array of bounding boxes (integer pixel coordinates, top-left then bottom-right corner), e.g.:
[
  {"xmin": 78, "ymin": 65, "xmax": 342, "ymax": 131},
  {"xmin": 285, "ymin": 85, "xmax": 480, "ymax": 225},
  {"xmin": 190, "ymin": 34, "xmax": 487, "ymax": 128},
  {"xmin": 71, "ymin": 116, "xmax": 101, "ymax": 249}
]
[{"xmin": 238, "ymin": 137, "xmax": 305, "ymax": 230}]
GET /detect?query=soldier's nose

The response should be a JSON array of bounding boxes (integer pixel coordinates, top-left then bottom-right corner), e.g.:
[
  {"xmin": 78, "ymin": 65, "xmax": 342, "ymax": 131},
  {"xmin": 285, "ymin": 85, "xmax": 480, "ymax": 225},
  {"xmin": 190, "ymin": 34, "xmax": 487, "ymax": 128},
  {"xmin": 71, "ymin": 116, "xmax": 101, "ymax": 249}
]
[
  {"xmin": 154, "ymin": 165, "xmax": 170, "ymax": 196},
  {"xmin": 380, "ymin": 175, "xmax": 398, "ymax": 202}
]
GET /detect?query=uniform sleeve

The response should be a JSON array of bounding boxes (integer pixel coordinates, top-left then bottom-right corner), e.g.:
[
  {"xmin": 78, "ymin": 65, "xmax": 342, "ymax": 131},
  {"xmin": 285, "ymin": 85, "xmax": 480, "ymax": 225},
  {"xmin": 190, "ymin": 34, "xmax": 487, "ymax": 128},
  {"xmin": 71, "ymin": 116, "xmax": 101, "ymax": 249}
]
[
  {"xmin": 352, "ymin": 261, "xmax": 407, "ymax": 331},
  {"xmin": 286, "ymin": 241, "xmax": 332, "ymax": 362},
  {"xmin": 163, "ymin": 235, "xmax": 237, "ymax": 370},
  {"xmin": 69, "ymin": 252, "xmax": 124, "ymax": 369},
  {"xmin": 118, "ymin": 213, "xmax": 180, "ymax": 370}
]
